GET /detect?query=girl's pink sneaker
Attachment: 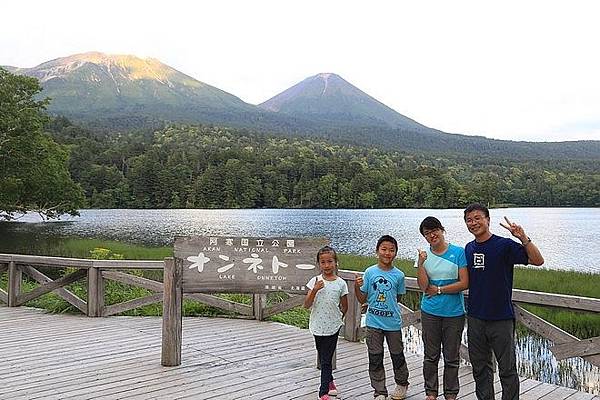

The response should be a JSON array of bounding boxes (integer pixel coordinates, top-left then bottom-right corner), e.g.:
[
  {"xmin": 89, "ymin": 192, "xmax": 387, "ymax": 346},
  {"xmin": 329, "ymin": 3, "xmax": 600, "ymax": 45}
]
[{"xmin": 328, "ymin": 381, "xmax": 338, "ymax": 396}]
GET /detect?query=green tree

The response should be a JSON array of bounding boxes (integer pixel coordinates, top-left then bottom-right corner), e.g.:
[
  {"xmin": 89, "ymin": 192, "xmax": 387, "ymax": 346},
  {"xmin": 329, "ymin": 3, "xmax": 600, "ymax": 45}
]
[
  {"xmin": 39, "ymin": 122, "xmax": 600, "ymax": 210},
  {"xmin": 0, "ymin": 68, "xmax": 83, "ymax": 219}
]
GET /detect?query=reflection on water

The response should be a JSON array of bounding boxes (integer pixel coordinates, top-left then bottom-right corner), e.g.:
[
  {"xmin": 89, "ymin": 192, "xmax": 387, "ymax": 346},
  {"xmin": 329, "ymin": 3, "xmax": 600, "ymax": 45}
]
[
  {"xmin": 517, "ymin": 331, "xmax": 600, "ymax": 395},
  {"xmin": 2, "ymin": 207, "xmax": 600, "ymax": 272},
  {"xmin": 401, "ymin": 325, "xmax": 600, "ymax": 394}
]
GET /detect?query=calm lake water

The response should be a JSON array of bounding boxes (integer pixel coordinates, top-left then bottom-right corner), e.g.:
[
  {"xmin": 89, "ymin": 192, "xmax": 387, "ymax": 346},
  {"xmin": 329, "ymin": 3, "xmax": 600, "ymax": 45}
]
[
  {"xmin": 2, "ymin": 207, "xmax": 599, "ymax": 272},
  {"xmin": 1, "ymin": 207, "xmax": 599, "ymax": 393}
]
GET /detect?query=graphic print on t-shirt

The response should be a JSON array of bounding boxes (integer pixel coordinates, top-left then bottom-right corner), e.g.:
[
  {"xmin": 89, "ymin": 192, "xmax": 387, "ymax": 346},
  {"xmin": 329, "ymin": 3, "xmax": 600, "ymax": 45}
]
[
  {"xmin": 372, "ymin": 276, "xmax": 392, "ymax": 309},
  {"xmin": 473, "ymin": 253, "xmax": 485, "ymax": 269}
]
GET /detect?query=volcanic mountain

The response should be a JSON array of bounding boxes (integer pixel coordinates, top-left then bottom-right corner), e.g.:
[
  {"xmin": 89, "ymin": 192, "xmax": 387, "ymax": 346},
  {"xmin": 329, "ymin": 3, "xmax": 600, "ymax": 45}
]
[
  {"xmin": 9, "ymin": 52, "xmax": 259, "ymax": 127},
  {"xmin": 259, "ymin": 73, "xmax": 428, "ymax": 131}
]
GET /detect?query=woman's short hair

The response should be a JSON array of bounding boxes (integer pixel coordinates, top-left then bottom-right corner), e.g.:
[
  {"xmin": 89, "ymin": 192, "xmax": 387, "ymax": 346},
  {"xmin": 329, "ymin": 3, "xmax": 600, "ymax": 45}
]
[{"xmin": 419, "ymin": 216, "xmax": 445, "ymax": 236}]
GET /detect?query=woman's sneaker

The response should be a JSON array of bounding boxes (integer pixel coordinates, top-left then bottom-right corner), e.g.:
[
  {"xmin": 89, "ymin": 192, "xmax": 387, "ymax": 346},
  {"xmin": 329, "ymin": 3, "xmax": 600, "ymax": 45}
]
[
  {"xmin": 391, "ymin": 384, "xmax": 408, "ymax": 399},
  {"xmin": 318, "ymin": 395, "xmax": 331, "ymax": 400},
  {"xmin": 328, "ymin": 381, "xmax": 338, "ymax": 396}
]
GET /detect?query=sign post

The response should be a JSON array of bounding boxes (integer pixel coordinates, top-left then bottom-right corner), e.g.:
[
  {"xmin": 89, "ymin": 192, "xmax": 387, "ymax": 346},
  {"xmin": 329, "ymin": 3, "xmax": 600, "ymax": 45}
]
[{"xmin": 161, "ymin": 235, "xmax": 328, "ymax": 366}]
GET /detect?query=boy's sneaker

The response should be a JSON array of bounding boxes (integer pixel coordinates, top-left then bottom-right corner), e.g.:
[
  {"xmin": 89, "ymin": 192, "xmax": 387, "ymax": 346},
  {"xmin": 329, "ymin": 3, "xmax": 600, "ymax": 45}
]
[
  {"xmin": 374, "ymin": 395, "xmax": 388, "ymax": 400},
  {"xmin": 328, "ymin": 381, "xmax": 338, "ymax": 396},
  {"xmin": 391, "ymin": 384, "xmax": 408, "ymax": 400},
  {"xmin": 318, "ymin": 395, "xmax": 331, "ymax": 400}
]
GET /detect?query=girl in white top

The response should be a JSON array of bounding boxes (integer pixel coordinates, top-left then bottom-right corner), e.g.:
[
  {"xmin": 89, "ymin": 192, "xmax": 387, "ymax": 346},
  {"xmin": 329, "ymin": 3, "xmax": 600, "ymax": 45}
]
[{"xmin": 304, "ymin": 246, "xmax": 349, "ymax": 400}]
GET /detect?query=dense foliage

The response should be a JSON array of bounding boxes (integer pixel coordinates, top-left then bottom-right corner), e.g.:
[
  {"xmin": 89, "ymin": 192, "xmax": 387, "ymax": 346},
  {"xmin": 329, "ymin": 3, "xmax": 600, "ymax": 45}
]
[
  {"xmin": 47, "ymin": 119, "xmax": 600, "ymax": 209},
  {"xmin": 0, "ymin": 68, "xmax": 84, "ymax": 220}
]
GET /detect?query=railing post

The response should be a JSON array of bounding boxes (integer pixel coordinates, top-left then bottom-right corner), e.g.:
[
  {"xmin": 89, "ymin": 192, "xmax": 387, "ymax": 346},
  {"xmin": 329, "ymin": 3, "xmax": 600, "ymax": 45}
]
[
  {"xmin": 343, "ymin": 274, "xmax": 362, "ymax": 342},
  {"xmin": 7, "ymin": 261, "xmax": 21, "ymax": 307},
  {"xmin": 253, "ymin": 294, "xmax": 267, "ymax": 321},
  {"xmin": 162, "ymin": 257, "xmax": 183, "ymax": 366},
  {"xmin": 87, "ymin": 267, "xmax": 104, "ymax": 317}
]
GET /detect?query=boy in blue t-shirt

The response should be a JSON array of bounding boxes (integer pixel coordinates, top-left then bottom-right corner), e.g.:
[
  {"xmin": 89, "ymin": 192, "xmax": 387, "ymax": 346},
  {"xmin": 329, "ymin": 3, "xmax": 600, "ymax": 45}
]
[
  {"xmin": 464, "ymin": 204, "xmax": 544, "ymax": 400},
  {"xmin": 355, "ymin": 235, "xmax": 409, "ymax": 400}
]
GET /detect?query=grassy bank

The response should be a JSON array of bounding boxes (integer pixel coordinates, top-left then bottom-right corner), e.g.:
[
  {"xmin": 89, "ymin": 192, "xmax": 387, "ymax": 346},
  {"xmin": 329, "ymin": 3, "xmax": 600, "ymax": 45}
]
[{"xmin": 1, "ymin": 239, "xmax": 598, "ymax": 338}]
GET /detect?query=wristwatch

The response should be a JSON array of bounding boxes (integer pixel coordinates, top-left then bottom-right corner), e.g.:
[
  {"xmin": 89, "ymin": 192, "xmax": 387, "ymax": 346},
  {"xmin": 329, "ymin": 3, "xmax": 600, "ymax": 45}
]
[
  {"xmin": 523, "ymin": 237, "xmax": 532, "ymax": 246},
  {"xmin": 437, "ymin": 286, "xmax": 442, "ymax": 295}
]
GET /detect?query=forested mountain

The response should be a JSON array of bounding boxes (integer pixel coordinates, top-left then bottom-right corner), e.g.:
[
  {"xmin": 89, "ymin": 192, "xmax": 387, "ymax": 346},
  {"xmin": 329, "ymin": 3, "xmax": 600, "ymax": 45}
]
[
  {"xmin": 6, "ymin": 53, "xmax": 599, "ymax": 161},
  {"xmin": 47, "ymin": 118, "xmax": 600, "ymax": 209}
]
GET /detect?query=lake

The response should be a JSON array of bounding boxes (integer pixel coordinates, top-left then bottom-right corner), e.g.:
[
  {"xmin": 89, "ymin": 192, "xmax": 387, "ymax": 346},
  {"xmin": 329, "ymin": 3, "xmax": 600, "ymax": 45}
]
[{"xmin": 1, "ymin": 207, "xmax": 599, "ymax": 273}]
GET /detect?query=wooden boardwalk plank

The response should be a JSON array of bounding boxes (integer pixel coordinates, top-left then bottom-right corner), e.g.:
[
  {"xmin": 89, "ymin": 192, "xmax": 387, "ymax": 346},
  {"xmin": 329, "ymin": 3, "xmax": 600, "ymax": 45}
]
[
  {"xmin": 549, "ymin": 386, "xmax": 591, "ymax": 400},
  {"xmin": 0, "ymin": 306, "xmax": 597, "ymax": 400}
]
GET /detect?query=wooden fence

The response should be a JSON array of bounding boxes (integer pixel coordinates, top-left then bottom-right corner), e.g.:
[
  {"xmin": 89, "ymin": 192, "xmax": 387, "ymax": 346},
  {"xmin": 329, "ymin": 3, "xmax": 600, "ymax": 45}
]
[{"xmin": 1, "ymin": 253, "xmax": 598, "ymax": 367}]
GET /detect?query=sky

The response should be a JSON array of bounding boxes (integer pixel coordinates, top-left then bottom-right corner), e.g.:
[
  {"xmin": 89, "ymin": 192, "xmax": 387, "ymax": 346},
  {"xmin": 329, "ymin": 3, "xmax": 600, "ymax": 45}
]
[{"xmin": 2, "ymin": 0, "xmax": 599, "ymax": 142}]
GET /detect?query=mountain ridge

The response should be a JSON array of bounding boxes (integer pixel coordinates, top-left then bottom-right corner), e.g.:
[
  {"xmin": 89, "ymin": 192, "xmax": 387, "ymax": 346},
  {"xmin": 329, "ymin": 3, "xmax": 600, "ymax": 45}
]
[{"xmin": 4, "ymin": 52, "xmax": 599, "ymax": 160}]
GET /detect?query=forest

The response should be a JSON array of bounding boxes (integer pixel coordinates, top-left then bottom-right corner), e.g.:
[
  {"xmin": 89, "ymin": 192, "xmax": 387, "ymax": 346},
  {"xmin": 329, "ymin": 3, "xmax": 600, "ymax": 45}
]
[{"xmin": 47, "ymin": 118, "xmax": 600, "ymax": 210}]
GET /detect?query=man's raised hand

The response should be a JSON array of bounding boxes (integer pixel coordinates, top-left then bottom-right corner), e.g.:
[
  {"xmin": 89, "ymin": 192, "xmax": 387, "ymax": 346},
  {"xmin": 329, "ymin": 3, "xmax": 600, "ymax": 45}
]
[{"xmin": 500, "ymin": 216, "xmax": 527, "ymax": 242}]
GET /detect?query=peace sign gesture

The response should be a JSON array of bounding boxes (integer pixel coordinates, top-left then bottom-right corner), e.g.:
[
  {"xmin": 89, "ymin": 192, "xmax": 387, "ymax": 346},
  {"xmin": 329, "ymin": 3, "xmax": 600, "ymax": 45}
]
[{"xmin": 499, "ymin": 216, "xmax": 528, "ymax": 243}]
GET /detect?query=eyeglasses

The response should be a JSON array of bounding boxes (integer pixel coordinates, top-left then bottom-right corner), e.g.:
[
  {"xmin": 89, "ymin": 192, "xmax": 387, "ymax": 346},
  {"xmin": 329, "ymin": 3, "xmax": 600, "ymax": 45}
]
[{"xmin": 422, "ymin": 228, "xmax": 441, "ymax": 238}]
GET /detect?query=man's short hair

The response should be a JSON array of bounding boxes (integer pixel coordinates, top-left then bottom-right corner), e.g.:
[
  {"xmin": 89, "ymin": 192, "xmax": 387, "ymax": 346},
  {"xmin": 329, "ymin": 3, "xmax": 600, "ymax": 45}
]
[{"xmin": 464, "ymin": 203, "xmax": 490, "ymax": 220}]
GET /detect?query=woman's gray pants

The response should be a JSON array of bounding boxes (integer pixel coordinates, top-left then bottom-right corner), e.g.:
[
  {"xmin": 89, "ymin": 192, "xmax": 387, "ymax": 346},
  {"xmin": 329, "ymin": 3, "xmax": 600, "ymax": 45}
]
[{"xmin": 421, "ymin": 311, "xmax": 465, "ymax": 398}]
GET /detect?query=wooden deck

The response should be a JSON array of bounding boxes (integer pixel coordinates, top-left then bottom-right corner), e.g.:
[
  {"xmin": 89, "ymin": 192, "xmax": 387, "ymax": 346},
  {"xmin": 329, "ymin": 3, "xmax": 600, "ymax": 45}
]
[{"xmin": 0, "ymin": 307, "xmax": 597, "ymax": 400}]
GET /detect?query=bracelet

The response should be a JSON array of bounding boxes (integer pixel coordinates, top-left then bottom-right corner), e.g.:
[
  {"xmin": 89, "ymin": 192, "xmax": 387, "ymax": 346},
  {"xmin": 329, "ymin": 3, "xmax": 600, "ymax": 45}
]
[
  {"xmin": 437, "ymin": 286, "xmax": 442, "ymax": 295},
  {"xmin": 523, "ymin": 237, "xmax": 532, "ymax": 246}
]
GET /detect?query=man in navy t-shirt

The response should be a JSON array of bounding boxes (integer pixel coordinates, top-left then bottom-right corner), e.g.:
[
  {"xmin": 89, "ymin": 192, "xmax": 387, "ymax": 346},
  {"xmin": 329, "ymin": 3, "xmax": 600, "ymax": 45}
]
[{"xmin": 464, "ymin": 204, "xmax": 544, "ymax": 400}]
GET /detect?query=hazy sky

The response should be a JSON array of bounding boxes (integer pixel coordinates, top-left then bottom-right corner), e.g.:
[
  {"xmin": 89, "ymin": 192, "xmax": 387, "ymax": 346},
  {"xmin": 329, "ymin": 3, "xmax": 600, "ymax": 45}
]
[{"xmin": 3, "ymin": 0, "xmax": 599, "ymax": 142}]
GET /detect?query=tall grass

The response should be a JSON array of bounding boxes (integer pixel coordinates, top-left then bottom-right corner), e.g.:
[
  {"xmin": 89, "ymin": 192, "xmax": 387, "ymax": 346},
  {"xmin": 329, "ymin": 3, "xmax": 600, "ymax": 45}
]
[
  {"xmin": 1, "ymin": 240, "xmax": 598, "ymax": 338},
  {"xmin": 48, "ymin": 238, "xmax": 173, "ymax": 260}
]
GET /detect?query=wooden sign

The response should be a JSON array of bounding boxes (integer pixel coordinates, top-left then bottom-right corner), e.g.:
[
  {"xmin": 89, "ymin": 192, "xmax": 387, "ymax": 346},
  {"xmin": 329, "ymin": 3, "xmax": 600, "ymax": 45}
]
[{"xmin": 174, "ymin": 236, "xmax": 329, "ymax": 294}]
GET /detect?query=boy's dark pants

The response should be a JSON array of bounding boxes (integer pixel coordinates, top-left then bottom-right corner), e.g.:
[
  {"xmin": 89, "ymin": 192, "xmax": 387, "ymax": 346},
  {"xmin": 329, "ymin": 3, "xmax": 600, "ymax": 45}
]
[
  {"xmin": 467, "ymin": 316, "xmax": 519, "ymax": 400},
  {"xmin": 421, "ymin": 311, "xmax": 465, "ymax": 398},
  {"xmin": 366, "ymin": 327, "xmax": 409, "ymax": 397},
  {"xmin": 314, "ymin": 330, "xmax": 340, "ymax": 397}
]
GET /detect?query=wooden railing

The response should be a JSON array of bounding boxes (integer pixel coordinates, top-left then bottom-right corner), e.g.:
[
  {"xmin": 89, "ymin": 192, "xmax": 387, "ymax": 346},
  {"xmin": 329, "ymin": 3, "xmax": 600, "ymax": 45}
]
[
  {"xmin": 0, "ymin": 254, "xmax": 163, "ymax": 316},
  {"xmin": 0, "ymin": 254, "xmax": 294, "ymax": 320},
  {"xmin": 1, "ymin": 253, "xmax": 598, "ymax": 367}
]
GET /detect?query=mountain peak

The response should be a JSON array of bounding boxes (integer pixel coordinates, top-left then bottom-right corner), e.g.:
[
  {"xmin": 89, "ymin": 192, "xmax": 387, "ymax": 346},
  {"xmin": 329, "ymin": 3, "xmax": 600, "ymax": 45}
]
[
  {"xmin": 259, "ymin": 73, "xmax": 426, "ymax": 130},
  {"xmin": 16, "ymin": 52, "xmax": 184, "ymax": 84},
  {"xmin": 10, "ymin": 51, "xmax": 254, "ymax": 122},
  {"xmin": 314, "ymin": 72, "xmax": 340, "ymax": 80}
]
